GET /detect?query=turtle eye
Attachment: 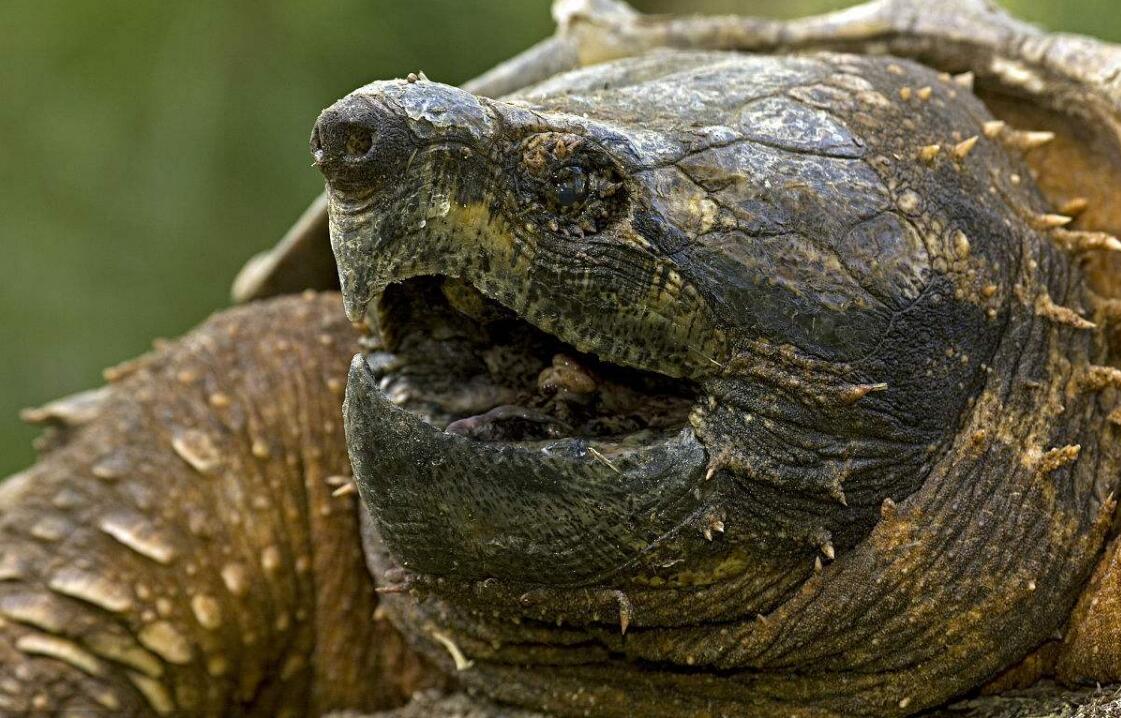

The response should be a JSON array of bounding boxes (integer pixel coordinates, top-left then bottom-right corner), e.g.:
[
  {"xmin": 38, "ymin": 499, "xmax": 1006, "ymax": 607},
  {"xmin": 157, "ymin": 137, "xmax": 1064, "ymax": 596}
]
[
  {"xmin": 513, "ymin": 131, "xmax": 627, "ymax": 237},
  {"xmin": 551, "ymin": 166, "xmax": 588, "ymax": 209}
]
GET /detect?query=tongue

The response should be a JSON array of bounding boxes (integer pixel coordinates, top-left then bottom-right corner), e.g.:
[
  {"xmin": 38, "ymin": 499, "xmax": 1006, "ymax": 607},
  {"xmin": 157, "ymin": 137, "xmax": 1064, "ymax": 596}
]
[{"xmin": 445, "ymin": 404, "xmax": 571, "ymax": 441}]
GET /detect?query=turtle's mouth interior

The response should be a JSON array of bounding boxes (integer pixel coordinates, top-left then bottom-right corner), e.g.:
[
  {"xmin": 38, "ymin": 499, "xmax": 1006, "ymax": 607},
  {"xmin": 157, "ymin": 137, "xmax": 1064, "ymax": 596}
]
[{"xmin": 363, "ymin": 276, "xmax": 698, "ymax": 449}]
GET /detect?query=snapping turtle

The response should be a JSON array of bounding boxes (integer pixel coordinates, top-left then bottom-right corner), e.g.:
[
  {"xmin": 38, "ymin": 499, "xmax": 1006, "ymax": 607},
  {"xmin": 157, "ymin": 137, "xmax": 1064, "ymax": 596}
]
[{"xmin": 7, "ymin": 0, "xmax": 1121, "ymax": 716}]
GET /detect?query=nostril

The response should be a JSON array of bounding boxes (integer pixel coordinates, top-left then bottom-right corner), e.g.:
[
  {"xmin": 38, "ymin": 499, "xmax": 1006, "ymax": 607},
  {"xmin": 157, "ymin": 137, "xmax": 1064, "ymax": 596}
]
[
  {"xmin": 312, "ymin": 95, "xmax": 401, "ymax": 181},
  {"xmin": 344, "ymin": 126, "xmax": 374, "ymax": 159}
]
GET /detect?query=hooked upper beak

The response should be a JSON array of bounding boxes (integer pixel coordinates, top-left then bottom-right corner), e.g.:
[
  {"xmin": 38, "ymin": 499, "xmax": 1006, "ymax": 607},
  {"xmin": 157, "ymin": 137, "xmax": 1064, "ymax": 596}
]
[{"xmin": 310, "ymin": 79, "xmax": 497, "ymax": 321}]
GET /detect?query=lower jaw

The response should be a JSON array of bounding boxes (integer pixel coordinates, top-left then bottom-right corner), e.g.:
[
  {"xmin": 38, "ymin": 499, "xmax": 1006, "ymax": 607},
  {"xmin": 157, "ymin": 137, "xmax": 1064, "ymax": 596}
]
[
  {"xmin": 342, "ymin": 276, "xmax": 711, "ymax": 585},
  {"xmin": 345, "ymin": 354, "xmax": 710, "ymax": 583}
]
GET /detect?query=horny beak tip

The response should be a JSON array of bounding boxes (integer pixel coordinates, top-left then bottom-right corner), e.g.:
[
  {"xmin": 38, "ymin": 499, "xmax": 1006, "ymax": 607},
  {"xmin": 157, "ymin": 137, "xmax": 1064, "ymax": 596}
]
[
  {"xmin": 345, "ymin": 353, "xmax": 377, "ymax": 405},
  {"xmin": 339, "ymin": 271, "xmax": 372, "ymax": 322},
  {"xmin": 343, "ymin": 298, "xmax": 367, "ymax": 323}
]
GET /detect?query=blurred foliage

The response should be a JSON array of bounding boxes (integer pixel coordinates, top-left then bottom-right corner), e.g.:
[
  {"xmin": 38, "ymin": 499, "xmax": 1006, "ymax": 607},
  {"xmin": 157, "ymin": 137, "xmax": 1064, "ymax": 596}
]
[{"xmin": 0, "ymin": 0, "xmax": 1118, "ymax": 477}]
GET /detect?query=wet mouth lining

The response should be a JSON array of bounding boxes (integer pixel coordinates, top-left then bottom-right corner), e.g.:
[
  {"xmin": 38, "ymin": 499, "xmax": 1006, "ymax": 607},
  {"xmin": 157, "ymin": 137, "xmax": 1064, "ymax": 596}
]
[{"xmin": 362, "ymin": 275, "xmax": 699, "ymax": 452}]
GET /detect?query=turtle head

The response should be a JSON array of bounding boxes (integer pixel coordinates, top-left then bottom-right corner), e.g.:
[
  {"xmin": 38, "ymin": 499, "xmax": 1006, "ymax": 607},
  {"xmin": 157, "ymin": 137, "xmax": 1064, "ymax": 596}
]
[
  {"xmin": 312, "ymin": 57, "xmax": 1115, "ymax": 716},
  {"xmin": 311, "ymin": 67, "xmax": 978, "ymax": 584},
  {"xmin": 312, "ymin": 77, "xmax": 725, "ymax": 586}
]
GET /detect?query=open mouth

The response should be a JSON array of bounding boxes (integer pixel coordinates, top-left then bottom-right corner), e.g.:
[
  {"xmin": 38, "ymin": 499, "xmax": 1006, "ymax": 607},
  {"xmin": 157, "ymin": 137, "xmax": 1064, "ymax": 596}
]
[
  {"xmin": 363, "ymin": 275, "xmax": 699, "ymax": 455},
  {"xmin": 344, "ymin": 273, "xmax": 713, "ymax": 585}
]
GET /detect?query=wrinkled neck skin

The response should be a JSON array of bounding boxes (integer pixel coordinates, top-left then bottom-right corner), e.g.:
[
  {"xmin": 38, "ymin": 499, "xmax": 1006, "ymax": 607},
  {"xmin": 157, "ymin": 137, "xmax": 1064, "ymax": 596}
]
[{"xmin": 316, "ymin": 54, "xmax": 1121, "ymax": 717}]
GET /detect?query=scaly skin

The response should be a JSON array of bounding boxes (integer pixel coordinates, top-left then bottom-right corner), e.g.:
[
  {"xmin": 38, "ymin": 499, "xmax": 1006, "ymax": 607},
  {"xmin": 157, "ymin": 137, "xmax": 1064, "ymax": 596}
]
[
  {"xmin": 0, "ymin": 294, "xmax": 433, "ymax": 715},
  {"xmin": 8, "ymin": 0, "xmax": 1121, "ymax": 715}
]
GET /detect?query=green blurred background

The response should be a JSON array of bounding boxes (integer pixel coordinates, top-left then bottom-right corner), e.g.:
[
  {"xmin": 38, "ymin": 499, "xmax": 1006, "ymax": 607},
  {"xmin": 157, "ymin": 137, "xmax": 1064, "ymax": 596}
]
[{"xmin": 0, "ymin": 0, "xmax": 1116, "ymax": 477}]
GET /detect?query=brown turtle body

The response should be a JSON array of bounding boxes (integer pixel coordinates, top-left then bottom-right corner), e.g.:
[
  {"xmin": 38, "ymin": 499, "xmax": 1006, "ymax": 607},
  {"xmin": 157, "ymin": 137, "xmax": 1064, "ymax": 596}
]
[{"xmin": 4, "ymin": 1, "xmax": 1121, "ymax": 717}]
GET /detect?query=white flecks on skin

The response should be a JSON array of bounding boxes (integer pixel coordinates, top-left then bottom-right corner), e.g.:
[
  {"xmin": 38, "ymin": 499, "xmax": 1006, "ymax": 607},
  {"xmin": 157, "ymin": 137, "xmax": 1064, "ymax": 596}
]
[
  {"xmin": 16, "ymin": 633, "xmax": 105, "ymax": 677},
  {"xmin": 171, "ymin": 429, "xmax": 223, "ymax": 474},
  {"xmin": 138, "ymin": 620, "xmax": 193, "ymax": 665},
  {"xmin": 127, "ymin": 671, "xmax": 175, "ymax": 716},
  {"xmin": 261, "ymin": 546, "xmax": 281, "ymax": 575},
  {"xmin": 221, "ymin": 563, "xmax": 248, "ymax": 597},
  {"xmin": 48, "ymin": 567, "xmax": 133, "ymax": 613},
  {"xmin": 98, "ymin": 512, "xmax": 177, "ymax": 565},
  {"xmin": 190, "ymin": 594, "xmax": 222, "ymax": 630},
  {"xmin": 251, "ymin": 439, "xmax": 271, "ymax": 460}
]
